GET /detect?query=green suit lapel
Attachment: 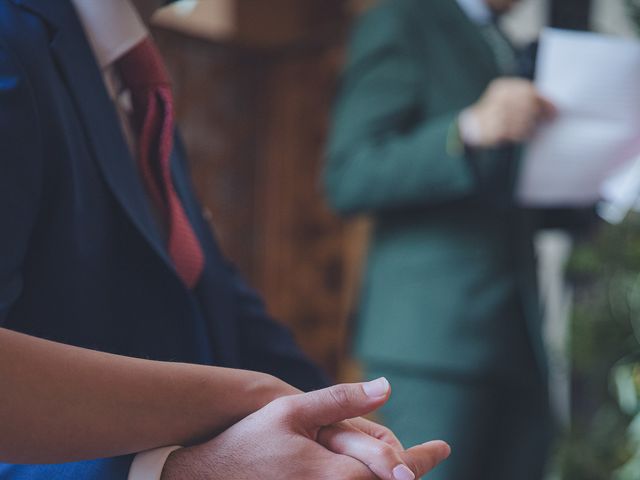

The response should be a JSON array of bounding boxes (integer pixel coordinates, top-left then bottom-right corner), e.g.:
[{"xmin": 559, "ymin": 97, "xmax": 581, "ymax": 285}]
[{"xmin": 429, "ymin": 0, "xmax": 501, "ymax": 80}]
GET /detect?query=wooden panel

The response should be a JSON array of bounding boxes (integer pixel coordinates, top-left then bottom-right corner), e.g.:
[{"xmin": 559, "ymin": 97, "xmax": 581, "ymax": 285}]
[
  {"xmin": 235, "ymin": 0, "xmax": 346, "ymax": 47},
  {"xmin": 153, "ymin": 9, "xmax": 366, "ymax": 376},
  {"xmin": 155, "ymin": 31, "xmax": 262, "ymax": 278},
  {"xmin": 154, "ymin": 0, "xmax": 347, "ymax": 48},
  {"xmin": 254, "ymin": 46, "xmax": 356, "ymax": 373}
]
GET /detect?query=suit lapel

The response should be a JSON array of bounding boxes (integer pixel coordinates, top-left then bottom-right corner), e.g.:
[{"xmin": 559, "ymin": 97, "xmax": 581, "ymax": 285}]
[
  {"xmin": 434, "ymin": 0, "xmax": 500, "ymax": 81},
  {"xmin": 13, "ymin": 0, "xmax": 177, "ymax": 274}
]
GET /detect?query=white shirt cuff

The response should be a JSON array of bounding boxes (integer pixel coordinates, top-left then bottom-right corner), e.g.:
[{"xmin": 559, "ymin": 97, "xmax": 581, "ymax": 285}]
[
  {"xmin": 458, "ymin": 108, "xmax": 483, "ymax": 147},
  {"xmin": 128, "ymin": 446, "xmax": 182, "ymax": 480}
]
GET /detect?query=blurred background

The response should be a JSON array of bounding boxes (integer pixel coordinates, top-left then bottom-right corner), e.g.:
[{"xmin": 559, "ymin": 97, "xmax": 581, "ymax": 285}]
[{"xmin": 150, "ymin": 1, "xmax": 640, "ymax": 478}]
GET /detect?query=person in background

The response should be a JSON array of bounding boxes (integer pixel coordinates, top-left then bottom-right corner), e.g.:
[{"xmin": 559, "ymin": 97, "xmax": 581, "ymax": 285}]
[
  {"xmin": 0, "ymin": 0, "xmax": 449, "ymax": 478},
  {"xmin": 324, "ymin": 0, "xmax": 557, "ymax": 479}
]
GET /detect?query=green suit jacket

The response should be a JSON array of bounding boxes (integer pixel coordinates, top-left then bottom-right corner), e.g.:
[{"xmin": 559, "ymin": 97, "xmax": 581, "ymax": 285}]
[{"xmin": 324, "ymin": 0, "xmax": 546, "ymax": 379}]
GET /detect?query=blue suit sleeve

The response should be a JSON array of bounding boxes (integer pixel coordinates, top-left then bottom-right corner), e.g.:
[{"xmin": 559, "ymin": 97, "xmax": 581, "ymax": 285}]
[{"xmin": 0, "ymin": 456, "xmax": 133, "ymax": 480}]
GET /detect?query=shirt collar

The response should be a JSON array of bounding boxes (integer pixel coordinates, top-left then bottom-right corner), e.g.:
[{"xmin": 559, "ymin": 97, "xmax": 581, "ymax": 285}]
[
  {"xmin": 456, "ymin": 0, "xmax": 493, "ymax": 25},
  {"xmin": 70, "ymin": 0, "xmax": 148, "ymax": 69}
]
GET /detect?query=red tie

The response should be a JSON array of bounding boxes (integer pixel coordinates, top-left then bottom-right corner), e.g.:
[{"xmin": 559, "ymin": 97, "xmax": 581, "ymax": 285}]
[{"xmin": 116, "ymin": 38, "xmax": 204, "ymax": 288}]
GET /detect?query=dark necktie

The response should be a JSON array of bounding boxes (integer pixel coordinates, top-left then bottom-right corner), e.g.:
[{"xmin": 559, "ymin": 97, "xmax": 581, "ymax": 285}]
[
  {"xmin": 116, "ymin": 38, "xmax": 205, "ymax": 289},
  {"xmin": 480, "ymin": 22, "xmax": 518, "ymax": 75}
]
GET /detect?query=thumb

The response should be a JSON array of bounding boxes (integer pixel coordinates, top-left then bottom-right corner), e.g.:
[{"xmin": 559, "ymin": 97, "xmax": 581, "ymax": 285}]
[
  {"xmin": 290, "ymin": 378, "xmax": 391, "ymax": 429},
  {"xmin": 536, "ymin": 94, "xmax": 557, "ymax": 120}
]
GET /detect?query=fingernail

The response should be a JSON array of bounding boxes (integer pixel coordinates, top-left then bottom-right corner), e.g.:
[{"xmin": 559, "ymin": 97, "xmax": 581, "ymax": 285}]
[
  {"xmin": 393, "ymin": 464, "xmax": 415, "ymax": 480},
  {"xmin": 362, "ymin": 377, "xmax": 390, "ymax": 398}
]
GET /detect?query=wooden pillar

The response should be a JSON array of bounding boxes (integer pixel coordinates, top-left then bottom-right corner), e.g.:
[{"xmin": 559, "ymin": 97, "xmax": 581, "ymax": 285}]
[{"xmin": 153, "ymin": 1, "xmax": 366, "ymax": 376}]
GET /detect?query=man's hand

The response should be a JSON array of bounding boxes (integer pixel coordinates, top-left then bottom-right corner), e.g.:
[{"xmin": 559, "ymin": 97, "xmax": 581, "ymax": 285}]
[
  {"xmin": 319, "ymin": 415, "xmax": 448, "ymax": 480},
  {"xmin": 161, "ymin": 379, "xmax": 450, "ymax": 480},
  {"xmin": 459, "ymin": 78, "xmax": 556, "ymax": 148}
]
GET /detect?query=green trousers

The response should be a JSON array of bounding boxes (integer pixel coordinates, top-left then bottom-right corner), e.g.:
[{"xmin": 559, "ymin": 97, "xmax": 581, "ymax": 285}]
[{"xmin": 366, "ymin": 366, "xmax": 553, "ymax": 480}]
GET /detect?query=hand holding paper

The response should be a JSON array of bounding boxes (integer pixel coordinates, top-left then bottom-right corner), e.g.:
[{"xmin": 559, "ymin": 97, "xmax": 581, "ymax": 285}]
[
  {"xmin": 517, "ymin": 28, "xmax": 640, "ymax": 208},
  {"xmin": 460, "ymin": 78, "xmax": 556, "ymax": 148}
]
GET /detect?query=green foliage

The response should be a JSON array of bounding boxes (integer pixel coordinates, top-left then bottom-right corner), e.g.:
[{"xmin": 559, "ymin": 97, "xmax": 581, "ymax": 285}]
[
  {"xmin": 626, "ymin": 0, "xmax": 640, "ymax": 34},
  {"xmin": 557, "ymin": 213, "xmax": 640, "ymax": 478},
  {"xmin": 549, "ymin": 6, "xmax": 640, "ymax": 478}
]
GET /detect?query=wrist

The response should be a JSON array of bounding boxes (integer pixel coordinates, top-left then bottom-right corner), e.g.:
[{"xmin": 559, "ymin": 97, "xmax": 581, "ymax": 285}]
[
  {"xmin": 160, "ymin": 446, "xmax": 202, "ymax": 480},
  {"xmin": 204, "ymin": 370, "xmax": 300, "ymax": 426},
  {"xmin": 249, "ymin": 373, "xmax": 300, "ymax": 409},
  {"xmin": 130, "ymin": 446, "xmax": 182, "ymax": 480}
]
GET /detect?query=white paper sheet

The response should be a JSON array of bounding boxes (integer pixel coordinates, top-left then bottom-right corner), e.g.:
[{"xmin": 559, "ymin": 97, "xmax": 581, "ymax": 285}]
[
  {"xmin": 516, "ymin": 28, "xmax": 640, "ymax": 207},
  {"xmin": 597, "ymin": 155, "xmax": 640, "ymax": 223}
]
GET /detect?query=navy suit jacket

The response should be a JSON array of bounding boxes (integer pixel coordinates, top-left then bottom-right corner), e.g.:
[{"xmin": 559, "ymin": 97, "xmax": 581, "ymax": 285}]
[{"xmin": 0, "ymin": 0, "xmax": 327, "ymax": 477}]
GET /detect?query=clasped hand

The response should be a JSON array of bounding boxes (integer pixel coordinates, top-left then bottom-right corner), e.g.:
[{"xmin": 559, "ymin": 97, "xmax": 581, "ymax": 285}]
[{"xmin": 162, "ymin": 378, "xmax": 450, "ymax": 480}]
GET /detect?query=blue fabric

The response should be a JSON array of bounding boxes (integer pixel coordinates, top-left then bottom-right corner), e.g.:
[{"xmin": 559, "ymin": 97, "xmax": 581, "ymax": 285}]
[
  {"xmin": 0, "ymin": 457, "xmax": 134, "ymax": 480},
  {"xmin": 0, "ymin": 0, "xmax": 328, "ymax": 477}
]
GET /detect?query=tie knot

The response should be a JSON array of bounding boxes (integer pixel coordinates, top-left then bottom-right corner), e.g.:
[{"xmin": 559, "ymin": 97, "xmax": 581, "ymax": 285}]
[{"xmin": 116, "ymin": 37, "xmax": 171, "ymax": 91}]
